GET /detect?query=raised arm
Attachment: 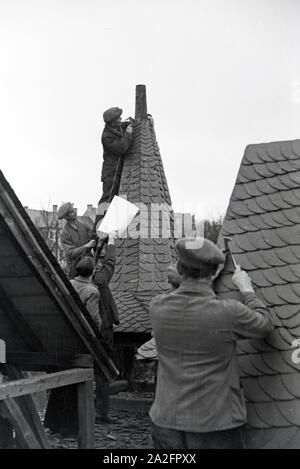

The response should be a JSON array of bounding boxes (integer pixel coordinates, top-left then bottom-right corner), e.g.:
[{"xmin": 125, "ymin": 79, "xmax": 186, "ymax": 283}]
[
  {"xmin": 102, "ymin": 126, "xmax": 133, "ymax": 156},
  {"xmin": 230, "ymin": 266, "xmax": 273, "ymax": 340}
]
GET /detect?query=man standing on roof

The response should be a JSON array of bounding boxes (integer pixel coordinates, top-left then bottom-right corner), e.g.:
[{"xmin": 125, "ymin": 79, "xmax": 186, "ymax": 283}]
[
  {"xmin": 149, "ymin": 237, "xmax": 273, "ymax": 449},
  {"xmin": 94, "ymin": 107, "xmax": 133, "ymax": 230},
  {"xmin": 93, "ymin": 230, "xmax": 119, "ymax": 424},
  {"xmin": 58, "ymin": 202, "xmax": 96, "ymax": 279}
]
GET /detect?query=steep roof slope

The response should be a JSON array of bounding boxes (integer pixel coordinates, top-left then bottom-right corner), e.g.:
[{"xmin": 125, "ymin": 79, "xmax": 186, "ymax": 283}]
[
  {"xmin": 214, "ymin": 139, "xmax": 300, "ymax": 448},
  {"xmin": 0, "ymin": 171, "xmax": 116, "ymax": 379},
  {"xmin": 110, "ymin": 85, "xmax": 177, "ymax": 333}
]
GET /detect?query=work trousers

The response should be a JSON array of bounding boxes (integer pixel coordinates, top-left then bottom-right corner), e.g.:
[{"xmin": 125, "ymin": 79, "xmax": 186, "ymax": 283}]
[
  {"xmin": 151, "ymin": 422, "xmax": 245, "ymax": 449},
  {"xmin": 95, "ymin": 326, "xmax": 115, "ymax": 417},
  {"xmin": 94, "ymin": 162, "xmax": 124, "ymax": 232},
  {"xmin": 95, "ymin": 374, "xmax": 110, "ymax": 418}
]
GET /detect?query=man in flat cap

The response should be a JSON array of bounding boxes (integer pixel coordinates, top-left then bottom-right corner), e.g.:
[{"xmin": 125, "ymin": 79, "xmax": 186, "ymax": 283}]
[
  {"xmin": 149, "ymin": 237, "xmax": 273, "ymax": 449},
  {"xmin": 58, "ymin": 202, "xmax": 96, "ymax": 278},
  {"xmin": 94, "ymin": 107, "xmax": 133, "ymax": 230}
]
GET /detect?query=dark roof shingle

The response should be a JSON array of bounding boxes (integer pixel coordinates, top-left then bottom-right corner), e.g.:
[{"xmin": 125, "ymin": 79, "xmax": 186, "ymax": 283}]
[{"xmin": 214, "ymin": 139, "xmax": 300, "ymax": 448}]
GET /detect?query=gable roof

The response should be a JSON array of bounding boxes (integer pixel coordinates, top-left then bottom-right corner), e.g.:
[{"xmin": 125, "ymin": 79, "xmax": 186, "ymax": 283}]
[
  {"xmin": 0, "ymin": 171, "xmax": 116, "ymax": 380},
  {"xmin": 214, "ymin": 139, "xmax": 300, "ymax": 448},
  {"xmin": 110, "ymin": 85, "xmax": 177, "ymax": 333}
]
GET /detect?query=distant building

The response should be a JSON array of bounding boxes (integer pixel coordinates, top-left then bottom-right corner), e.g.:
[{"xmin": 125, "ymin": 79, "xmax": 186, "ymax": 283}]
[{"xmin": 24, "ymin": 205, "xmax": 66, "ymax": 268}]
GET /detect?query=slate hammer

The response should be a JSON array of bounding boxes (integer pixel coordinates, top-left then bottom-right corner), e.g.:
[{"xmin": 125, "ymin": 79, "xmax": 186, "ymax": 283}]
[{"xmin": 223, "ymin": 236, "xmax": 237, "ymax": 269}]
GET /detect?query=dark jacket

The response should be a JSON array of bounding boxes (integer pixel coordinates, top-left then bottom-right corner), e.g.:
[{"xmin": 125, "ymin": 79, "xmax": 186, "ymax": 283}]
[
  {"xmin": 93, "ymin": 244, "xmax": 119, "ymax": 332},
  {"xmin": 99, "ymin": 125, "xmax": 132, "ymax": 206},
  {"xmin": 60, "ymin": 220, "xmax": 92, "ymax": 278},
  {"xmin": 149, "ymin": 278, "xmax": 273, "ymax": 433}
]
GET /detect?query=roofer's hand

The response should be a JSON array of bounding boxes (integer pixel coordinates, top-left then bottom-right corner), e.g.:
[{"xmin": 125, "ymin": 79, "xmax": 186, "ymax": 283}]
[
  {"xmin": 126, "ymin": 124, "xmax": 133, "ymax": 134},
  {"xmin": 232, "ymin": 265, "xmax": 254, "ymax": 293},
  {"xmin": 85, "ymin": 240, "xmax": 96, "ymax": 249}
]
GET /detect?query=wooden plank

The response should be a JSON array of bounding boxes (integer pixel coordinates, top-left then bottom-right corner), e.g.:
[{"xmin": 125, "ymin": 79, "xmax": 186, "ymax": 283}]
[
  {"xmin": 0, "ymin": 275, "xmax": 46, "ymax": 296},
  {"xmin": 0, "ymin": 398, "xmax": 41, "ymax": 449},
  {"xmin": 0, "ymin": 283, "xmax": 46, "ymax": 352},
  {"xmin": 5, "ymin": 366, "xmax": 50, "ymax": 448},
  {"xmin": 0, "ymin": 253, "xmax": 32, "ymax": 277},
  {"xmin": 0, "ymin": 415, "xmax": 14, "ymax": 448},
  {"xmin": 6, "ymin": 352, "xmax": 93, "ymax": 370},
  {"xmin": 0, "ymin": 368, "xmax": 93, "ymax": 400},
  {"xmin": 77, "ymin": 379, "xmax": 94, "ymax": 449},
  {"xmin": 0, "ymin": 205, "xmax": 119, "ymax": 380}
]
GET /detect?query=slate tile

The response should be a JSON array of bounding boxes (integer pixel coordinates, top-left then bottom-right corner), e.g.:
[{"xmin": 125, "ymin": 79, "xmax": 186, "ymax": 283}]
[
  {"xmin": 266, "ymin": 143, "xmax": 287, "ymax": 162},
  {"xmin": 244, "ymin": 145, "xmax": 265, "ymax": 164},
  {"xmin": 282, "ymin": 375, "xmax": 300, "ymax": 399},
  {"xmin": 266, "ymin": 162, "xmax": 288, "ymax": 176},
  {"xmin": 241, "ymin": 251, "xmax": 270, "ymax": 270},
  {"xmin": 257, "ymin": 145, "xmax": 277, "ymax": 163},
  {"xmin": 273, "ymin": 304, "xmax": 300, "ymax": 320},
  {"xmin": 275, "ymin": 284, "xmax": 300, "ymax": 304},
  {"xmin": 263, "ymin": 269, "xmax": 287, "ymax": 286},
  {"xmin": 238, "ymin": 339, "xmax": 274, "ymax": 354},
  {"xmin": 232, "ymin": 185, "xmax": 251, "ymax": 201},
  {"xmin": 275, "ymin": 266, "xmax": 300, "ymax": 283},
  {"xmin": 258, "ymin": 376, "xmax": 294, "ymax": 401},
  {"xmin": 266, "ymin": 329, "xmax": 293, "ymax": 351},
  {"xmin": 254, "ymin": 178, "xmax": 277, "ymax": 194},
  {"xmin": 281, "ymin": 313, "xmax": 300, "ymax": 329},
  {"xmin": 238, "ymin": 355, "xmax": 263, "ymax": 377},
  {"xmin": 289, "ymin": 265, "xmax": 300, "ymax": 280},
  {"xmin": 252, "ymin": 164, "xmax": 274, "ymax": 178},
  {"xmin": 265, "ymin": 194, "xmax": 291, "ymax": 211},
  {"xmin": 243, "ymin": 377, "xmax": 272, "ymax": 402},
  {"xmin": 239, "ymin": 165, "xmax": 262, "ymax": 182},
  {"xmin": 276, "ymin": 226, "xmax": 300, "ymax": 245},
  {"xmin": 275, "ymin": 246, "xmax": 299, "ymax": 264},
  {"xmin": 244, "ymin": 181, "xmax": 265, "ymax": 197},
  {"xmin": 253, "ymin": 195, "xmax": 278, "ymax": 213},
  {"xmin": 260, "ymin": 250, "xmax": 285, "ymax": 267},
  {"xmin": 280, "ymin": 141, "xmax": 299, "ymax": 160},
  {"xmin": 256, "ymin": 213, "xmax": 280, "ymax": 229},
  {"xmin": 249, "ymin": 354, "xmax": 277, "ymax": 375},
  {"xmin": 291, "ymin": 140, "xmax": 300, "ymax": 156},
  {"xmin": 251, "ymin": 271, "xmax": 272, "ymax": 288},
  {"xmin": 288, "ymin": 171, "xmax": 300, "ymax": 187},
  {"xmin": 254, "ymin": 402, "xmax": 290, "ymax": 427},
  {"xmin": 246, "ymin": 403, "xmax": 270, "ymax": 428},
  {"xmin": 280, "ymin": 192, "xmax": 300, "ymax": 210},
  {"xmin": 261, "ymin": 230, "xmax": 287, "ymax": 249},
  {"xmin": 276, "ymin": 401, "xmax": 300, "ymax": 426}
]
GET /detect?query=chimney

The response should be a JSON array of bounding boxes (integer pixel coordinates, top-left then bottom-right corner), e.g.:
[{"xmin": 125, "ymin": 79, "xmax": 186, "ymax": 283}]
[
  {"xmin": 87, "ymin": 204, "xmax": 92, "ymax": 210},
  {"xmin": 135, "ymin": 84, "xmax": 147, "ymax": 121},
  {"xmin": 52, "ymin": 204, "xmax": 57, "ymax": 214}
]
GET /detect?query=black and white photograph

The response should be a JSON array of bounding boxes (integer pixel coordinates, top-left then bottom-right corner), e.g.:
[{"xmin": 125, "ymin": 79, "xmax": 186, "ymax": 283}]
[{"xmin": 0, "ymin": 0, "xmax": 300, "ymax": 453}]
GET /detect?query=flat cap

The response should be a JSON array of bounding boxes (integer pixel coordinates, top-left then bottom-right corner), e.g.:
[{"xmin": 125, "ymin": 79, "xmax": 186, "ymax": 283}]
[
  {"xmin": 103, "ymin": 107, "xmax": 123, "ymax": 124},
  {"xmin": 176, "ymin": 237, "xmax": 225, "ymax": 268},
  {"xmin": 57, "ymin": 202, "xmax": 74, "ymax": 220}
]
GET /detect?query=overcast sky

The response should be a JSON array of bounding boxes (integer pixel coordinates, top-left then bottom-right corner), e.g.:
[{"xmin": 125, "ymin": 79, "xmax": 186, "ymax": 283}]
[{"xmin": 1, "ymin": 0, "xmax": 300, "ymax": 220}]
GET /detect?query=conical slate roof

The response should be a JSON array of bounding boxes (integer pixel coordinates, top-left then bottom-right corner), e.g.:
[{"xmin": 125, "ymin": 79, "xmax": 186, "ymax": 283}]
[
  {"xmin": 110, "ymin": 85, "xmax": 177, "ymax": 333},
  {"xmin": 214, "ymin": 139, "xmax": 300, "ymax": 449}
]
